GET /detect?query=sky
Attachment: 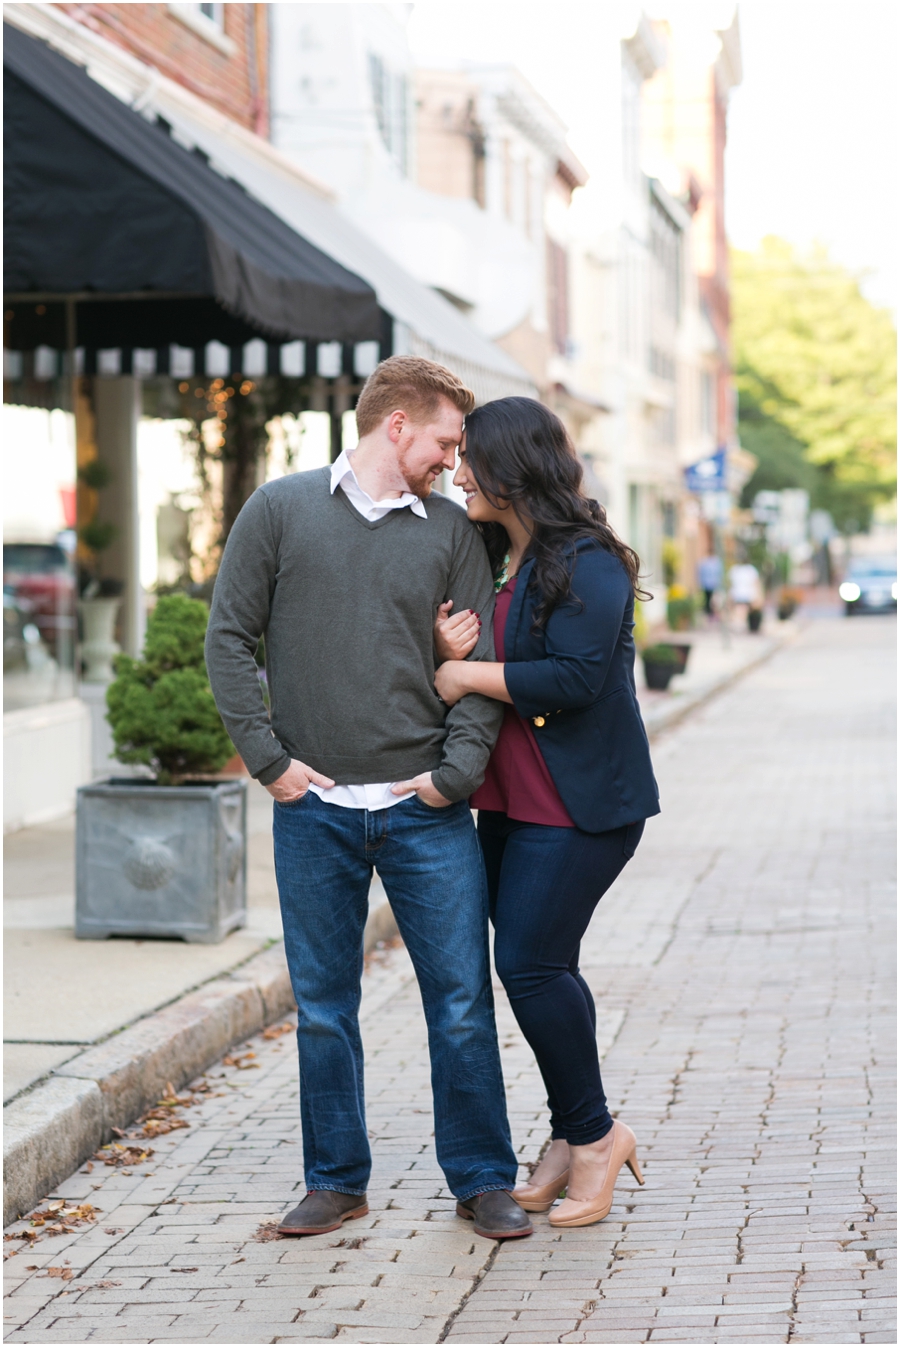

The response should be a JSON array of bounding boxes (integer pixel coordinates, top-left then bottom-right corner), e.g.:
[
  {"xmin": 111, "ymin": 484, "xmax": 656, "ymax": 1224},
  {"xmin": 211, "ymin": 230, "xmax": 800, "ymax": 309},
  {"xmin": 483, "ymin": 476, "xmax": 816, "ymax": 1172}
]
[{"xmin": 408, "ymin": 0, "xmax": 898, "ymax": 313}]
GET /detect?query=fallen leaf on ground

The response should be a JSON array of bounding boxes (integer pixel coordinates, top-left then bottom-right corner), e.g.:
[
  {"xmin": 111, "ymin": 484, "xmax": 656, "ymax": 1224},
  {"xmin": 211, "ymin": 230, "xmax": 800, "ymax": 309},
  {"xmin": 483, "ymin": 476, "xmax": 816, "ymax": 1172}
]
[
  {"xmin": 93, "ymin": 1144, "xmax": 155, "ymax": 1168},
  {"xmin": 253, "ymin": 1221, "xmax": 286, "ymax": 1242},
  {"xmin": 44, "ymin": 1267, "xmax": 74, "ymax": 1280},
  {"xmin": 28, "ymin": 1203, "xmax": 100, "ymax": 1233},
  {"xmin": 262, "ymin": 1022, "xmax": 294, "ymax": 1040},
  {"xmin": 222, "ymin": 1051, "xmax": 258, "ymax": 1069}
]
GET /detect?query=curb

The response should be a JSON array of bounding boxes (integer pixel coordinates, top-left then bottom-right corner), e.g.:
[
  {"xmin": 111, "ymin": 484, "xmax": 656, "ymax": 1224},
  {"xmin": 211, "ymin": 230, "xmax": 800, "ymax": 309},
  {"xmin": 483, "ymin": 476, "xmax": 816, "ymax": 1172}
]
[
  {"xmin": 3, "ymin": 902, "xmax": 398, "ymax": 1228},
  {"xmin": 641, "ymin": 626, "xmax": 796, "ymax": 740},
  {"xmin": 3, "ymin": 632, "xmax": 791, "ymax": 1228}
]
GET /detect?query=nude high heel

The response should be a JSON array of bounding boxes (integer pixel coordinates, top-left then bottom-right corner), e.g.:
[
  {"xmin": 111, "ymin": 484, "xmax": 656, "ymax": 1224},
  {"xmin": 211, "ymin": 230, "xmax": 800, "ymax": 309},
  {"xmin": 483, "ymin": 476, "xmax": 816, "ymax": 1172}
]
[
  {"xmin": 511, "ymin": 1167, "xmax": 571, "ymax": 1213},
  {"xmin": 548, "ymin": 1120, "xmax": 644, "ymax": 1228}
]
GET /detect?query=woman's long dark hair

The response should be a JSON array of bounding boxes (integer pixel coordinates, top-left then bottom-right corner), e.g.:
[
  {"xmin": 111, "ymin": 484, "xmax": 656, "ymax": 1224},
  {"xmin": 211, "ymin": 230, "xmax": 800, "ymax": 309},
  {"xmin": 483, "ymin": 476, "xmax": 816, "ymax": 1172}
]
[{"xmin": 463, "ymin": 397, "xmax": 648, "ymax": 625}]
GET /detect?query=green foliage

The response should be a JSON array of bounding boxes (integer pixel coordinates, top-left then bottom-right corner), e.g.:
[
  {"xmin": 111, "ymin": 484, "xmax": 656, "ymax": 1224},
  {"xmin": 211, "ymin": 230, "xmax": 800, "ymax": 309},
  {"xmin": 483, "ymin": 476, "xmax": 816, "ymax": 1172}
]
[
  {"xmin": 732, "ymin": 238, "xmax": 897, "ymax": 532},
  {"xmin": 78, "ymin": 520, "xmax": 117, "ymax": 553},
  {"xmin": 632, "ymin": 599, "xmax": 649, "ymax": 649},
  {"xmin": 106, "ymin": 594, "xmax": 232, "ymax": 784},
  {"xmin": 142, "ymin": 593, "xmax": 209, "ymax": 675},
  {"xmin": 666, "ymin": 593, "xmax": 695, "ymax": 631},
  {"xmin": 662, "ymin": 539, "xmax": 680, "ymax": 587},
  {"xmin": 77, "ymin": 460, "xmax": 113, "ymax": 490},
  {"xmin": 643, "ymin": 643, "xmax": 681, "ymax": 665}
]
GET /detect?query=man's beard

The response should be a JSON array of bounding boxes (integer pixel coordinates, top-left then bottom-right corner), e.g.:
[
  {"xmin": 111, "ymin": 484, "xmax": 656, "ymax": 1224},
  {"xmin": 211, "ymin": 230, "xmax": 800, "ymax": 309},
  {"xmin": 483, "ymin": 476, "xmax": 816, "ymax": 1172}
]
[{"xmin": 400, "ymin": 452, "xmax": 444, "ymax": 499}]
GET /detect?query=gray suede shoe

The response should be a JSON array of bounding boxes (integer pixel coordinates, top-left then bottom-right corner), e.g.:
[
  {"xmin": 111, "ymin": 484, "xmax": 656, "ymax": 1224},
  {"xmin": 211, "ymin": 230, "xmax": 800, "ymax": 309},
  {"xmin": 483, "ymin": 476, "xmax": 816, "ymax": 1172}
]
[
  {"xmin": 277, "ymin": 1190, "xmax": 369, "ymax": 1235},
  {"xmin": 456, "ymin": 1190, "xmax": 534, "ymax": 1239}
]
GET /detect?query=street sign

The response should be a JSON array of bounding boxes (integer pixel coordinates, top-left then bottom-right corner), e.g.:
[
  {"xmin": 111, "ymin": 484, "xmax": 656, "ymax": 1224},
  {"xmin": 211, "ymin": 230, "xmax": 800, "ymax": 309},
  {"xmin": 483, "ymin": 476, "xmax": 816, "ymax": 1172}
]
[{"xmin": 684, "ymin": 448, "xmax": 726, "ymax": 494}]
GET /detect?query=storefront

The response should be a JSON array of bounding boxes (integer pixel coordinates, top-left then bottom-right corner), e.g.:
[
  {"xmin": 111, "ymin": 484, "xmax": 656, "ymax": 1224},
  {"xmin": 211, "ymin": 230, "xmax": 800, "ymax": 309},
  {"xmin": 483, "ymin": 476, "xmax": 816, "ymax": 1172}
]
[
  {"xmin": 3, "ymin": 23, "xmax": 382, "ymax": 829},
  {"xmin": 4, "ymin": 18, "xmax": 535, "ymax": 830}
]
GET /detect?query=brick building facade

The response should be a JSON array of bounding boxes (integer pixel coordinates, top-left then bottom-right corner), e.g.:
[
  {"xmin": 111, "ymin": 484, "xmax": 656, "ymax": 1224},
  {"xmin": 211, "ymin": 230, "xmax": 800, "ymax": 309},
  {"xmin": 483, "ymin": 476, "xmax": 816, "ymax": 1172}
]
[{"xmin": 54, "ymin": 2, "xmax": 268, "ymax": 134}]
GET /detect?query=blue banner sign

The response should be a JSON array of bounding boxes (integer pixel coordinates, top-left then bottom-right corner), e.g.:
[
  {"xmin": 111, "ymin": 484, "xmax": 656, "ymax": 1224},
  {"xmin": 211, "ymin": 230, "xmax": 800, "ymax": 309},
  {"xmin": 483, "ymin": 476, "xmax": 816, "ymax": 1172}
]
[{"xmin": 684, "ymin": 448, "xmax": 726, "ymax": 494}]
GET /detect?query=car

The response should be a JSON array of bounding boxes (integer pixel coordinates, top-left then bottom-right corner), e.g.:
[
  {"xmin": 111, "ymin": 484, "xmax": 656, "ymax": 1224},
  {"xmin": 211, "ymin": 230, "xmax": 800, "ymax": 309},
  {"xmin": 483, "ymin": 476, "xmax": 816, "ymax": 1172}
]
[
  {"xmin": 2, "ymin": 542, "xmax": 77, "ymax": 651},
  {"xmin": 838, "ymin": 558, "xmax": 898, "ymax": 615}
]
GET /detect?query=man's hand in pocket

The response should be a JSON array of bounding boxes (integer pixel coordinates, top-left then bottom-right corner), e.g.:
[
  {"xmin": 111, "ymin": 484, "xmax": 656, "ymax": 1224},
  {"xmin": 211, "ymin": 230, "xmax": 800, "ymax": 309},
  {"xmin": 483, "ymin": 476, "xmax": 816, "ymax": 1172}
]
[
  {"xmin": 391, "ymin": 772, "xmax": 452, "ymax": 808},
  {"xmin": 266, "ymin": 759, "xmax": 335, "ymax": 803}
]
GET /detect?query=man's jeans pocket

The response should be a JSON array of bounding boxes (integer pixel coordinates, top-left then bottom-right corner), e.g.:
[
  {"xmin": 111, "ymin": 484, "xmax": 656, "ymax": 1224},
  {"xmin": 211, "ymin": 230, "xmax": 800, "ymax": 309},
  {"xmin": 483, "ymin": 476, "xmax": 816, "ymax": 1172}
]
[
  {"xmin": 410, "ymin": 794, "xmax": 463, "ymax": 814},
  {"xmin": 274, "ymin": 791, "xmax": 311, "ymax": 810}
]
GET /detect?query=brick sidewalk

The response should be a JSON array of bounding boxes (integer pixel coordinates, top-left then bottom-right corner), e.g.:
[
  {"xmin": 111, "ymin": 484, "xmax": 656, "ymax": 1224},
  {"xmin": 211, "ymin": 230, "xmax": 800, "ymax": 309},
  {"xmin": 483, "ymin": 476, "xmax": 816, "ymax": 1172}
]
[{"xmin": 4, "ymin": 615, "xmax": 895, "ymax": 1344}]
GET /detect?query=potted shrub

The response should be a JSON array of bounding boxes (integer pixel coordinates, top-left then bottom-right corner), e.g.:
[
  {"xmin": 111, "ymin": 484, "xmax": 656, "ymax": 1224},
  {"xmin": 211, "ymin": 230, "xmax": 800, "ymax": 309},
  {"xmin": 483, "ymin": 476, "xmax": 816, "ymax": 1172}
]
[
  {"xmin": 668, "ymin": 643, "xmax": 692, "ymax": 674},
  {"xmin": 666, "ymin": 585, "xmax": 695, "ymax": 632},
  {"xmin": 75, "ymin": 595, "xmax": 247, "ymax": 943},
  {"xmin": 777, "ymin": 588, "xmax": 802, "ymax": 621},
  {"xmin": 641, "ymin": 642, "xmax": 682, "ymax": 691}
]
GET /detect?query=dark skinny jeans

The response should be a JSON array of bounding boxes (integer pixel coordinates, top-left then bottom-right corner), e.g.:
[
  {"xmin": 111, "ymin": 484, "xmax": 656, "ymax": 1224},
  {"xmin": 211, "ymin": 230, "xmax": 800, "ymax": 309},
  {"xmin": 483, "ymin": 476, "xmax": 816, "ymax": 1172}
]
[{"xmin": 478, "ymin": 811, "xmax": 645, "ymax": 1146}]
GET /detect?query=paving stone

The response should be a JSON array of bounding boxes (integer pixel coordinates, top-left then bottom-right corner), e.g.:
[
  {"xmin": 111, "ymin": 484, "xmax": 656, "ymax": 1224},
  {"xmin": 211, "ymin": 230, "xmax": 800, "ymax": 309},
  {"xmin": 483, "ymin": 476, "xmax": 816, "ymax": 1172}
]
[{"xmin": 4, "ymin": 619, "xmax": 895, "ymax": 1346}]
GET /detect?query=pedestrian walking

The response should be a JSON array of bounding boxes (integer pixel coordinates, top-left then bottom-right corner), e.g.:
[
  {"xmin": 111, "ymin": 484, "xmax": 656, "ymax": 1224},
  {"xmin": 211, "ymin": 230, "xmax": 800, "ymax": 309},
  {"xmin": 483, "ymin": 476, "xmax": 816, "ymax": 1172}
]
[
  {"xmin": 434, "ymin": 397, "xmax": 659, "ymax": 1228},
  {"xmin": 698, "ymin": 550, "xmax": 723, "ymax": 615},
  {"xmin": 205, "ymin": 357, "xmax": 531, "ymax": 1242},
  {"xmin": 729, "ymin": 559, "xmax": 764, "ymax": 631},
  {"xmin": 729, "ymin": 560, "xmax": 762, "ymax": 606}
]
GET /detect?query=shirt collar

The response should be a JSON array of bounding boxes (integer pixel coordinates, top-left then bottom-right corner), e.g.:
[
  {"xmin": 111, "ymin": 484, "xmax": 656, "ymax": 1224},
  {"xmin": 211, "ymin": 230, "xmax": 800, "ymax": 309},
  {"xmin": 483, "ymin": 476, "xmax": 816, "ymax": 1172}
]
[{"xmin": 330, "ymin": 448, "xmax": 428, "ymax": 519}]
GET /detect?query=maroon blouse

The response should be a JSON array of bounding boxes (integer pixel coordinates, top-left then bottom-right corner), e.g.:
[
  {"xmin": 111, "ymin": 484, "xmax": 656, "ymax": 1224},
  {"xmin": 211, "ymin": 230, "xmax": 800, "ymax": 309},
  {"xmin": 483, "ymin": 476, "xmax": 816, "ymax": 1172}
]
[{"xmin": 471, "ymin": 578, "xmax": 574, "ymax": 827}]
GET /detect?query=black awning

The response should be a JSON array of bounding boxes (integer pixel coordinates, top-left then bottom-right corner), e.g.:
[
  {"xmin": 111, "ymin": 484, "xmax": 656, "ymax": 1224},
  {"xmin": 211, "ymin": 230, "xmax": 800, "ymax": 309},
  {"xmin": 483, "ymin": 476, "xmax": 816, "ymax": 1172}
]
[{"xmin": 3, "ymin": 23, "xmax": 382, "ymax": 346}]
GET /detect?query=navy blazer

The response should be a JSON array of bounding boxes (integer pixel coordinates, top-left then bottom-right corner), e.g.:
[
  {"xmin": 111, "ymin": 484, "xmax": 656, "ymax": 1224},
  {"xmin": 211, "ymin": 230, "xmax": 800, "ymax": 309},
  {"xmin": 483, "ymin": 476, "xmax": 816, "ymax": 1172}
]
[{"xmin": 502, "ymin": 540, "xmax": 660, "ymax": 834}]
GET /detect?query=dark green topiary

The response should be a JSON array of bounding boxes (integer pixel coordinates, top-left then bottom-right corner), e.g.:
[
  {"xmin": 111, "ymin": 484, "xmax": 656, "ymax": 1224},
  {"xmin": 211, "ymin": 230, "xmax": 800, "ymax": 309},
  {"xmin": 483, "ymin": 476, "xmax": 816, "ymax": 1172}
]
[
  {"xmin": 642, "ymin": 643, "xmax": 681, "ymax": 666},
  {"xmin": 106, "ymin": 594, "xmax": 232, "ymax": 784}
]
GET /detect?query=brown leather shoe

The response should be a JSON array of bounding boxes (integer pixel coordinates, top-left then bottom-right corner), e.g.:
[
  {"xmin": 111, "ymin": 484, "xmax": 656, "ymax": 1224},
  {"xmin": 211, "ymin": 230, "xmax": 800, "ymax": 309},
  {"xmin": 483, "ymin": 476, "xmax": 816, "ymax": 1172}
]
[
  {"xmin": 456, "ymin": 1190, "xmax": 533, "ymax": 1239},
  {"xmin": 277, "ymin": 1190, "xmax": 369, "ymax": 1236}
]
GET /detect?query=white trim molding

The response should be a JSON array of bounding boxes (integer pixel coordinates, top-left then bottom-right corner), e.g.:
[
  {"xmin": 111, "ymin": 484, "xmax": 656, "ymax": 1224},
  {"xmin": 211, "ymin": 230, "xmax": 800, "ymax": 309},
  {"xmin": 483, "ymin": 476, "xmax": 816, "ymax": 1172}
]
[{"xmin": 167, "ymin": 3, "xmax": 236, "ymax": 57}]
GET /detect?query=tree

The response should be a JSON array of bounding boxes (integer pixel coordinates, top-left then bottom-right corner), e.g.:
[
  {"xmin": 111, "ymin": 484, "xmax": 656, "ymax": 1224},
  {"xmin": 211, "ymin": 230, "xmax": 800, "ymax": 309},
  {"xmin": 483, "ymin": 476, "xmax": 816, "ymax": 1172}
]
[{"xmin": 731, "ymin": 237, "xmax": 896, "ymax": 531}]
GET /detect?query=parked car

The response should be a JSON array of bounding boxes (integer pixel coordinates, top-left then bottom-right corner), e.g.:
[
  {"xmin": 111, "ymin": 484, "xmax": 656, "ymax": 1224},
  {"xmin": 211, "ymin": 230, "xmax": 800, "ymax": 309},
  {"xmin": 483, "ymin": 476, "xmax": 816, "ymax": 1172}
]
[
  {"xmin": 2, "ymin": 542, "xmax": 76, "ymax": 650},
  {"xmin": 838, "ymin": 558, "xmax": 898, "ymax": 615}
]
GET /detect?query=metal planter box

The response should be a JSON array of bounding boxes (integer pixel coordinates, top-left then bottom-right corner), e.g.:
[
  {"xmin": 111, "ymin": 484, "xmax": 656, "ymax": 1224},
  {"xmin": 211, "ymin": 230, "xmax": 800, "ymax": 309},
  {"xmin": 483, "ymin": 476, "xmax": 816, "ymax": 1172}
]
[{"xmin": 76, "ymin": 778, "xmax": 247, "ymax": 943}]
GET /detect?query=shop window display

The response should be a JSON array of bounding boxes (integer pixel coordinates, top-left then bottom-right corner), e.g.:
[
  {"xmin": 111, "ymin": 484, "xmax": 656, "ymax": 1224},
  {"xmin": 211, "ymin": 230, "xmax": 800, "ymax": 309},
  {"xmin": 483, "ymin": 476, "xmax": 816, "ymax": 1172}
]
[{"xmin": 3, "ymin": 404, "xmax": 77, "ymax": 711}]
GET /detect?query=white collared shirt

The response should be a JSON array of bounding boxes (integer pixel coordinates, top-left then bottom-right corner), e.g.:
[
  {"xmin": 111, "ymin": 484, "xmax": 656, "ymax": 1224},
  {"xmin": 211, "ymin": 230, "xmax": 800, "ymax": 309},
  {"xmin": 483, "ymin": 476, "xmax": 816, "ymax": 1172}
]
[{"xmin": 307, "ymin": 449, "xmax": 427, "ymax": 811}]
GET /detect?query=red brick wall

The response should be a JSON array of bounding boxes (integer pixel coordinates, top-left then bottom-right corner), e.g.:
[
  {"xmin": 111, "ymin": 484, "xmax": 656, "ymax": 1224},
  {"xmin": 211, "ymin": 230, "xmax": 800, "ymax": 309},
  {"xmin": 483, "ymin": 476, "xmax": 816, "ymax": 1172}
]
[{"xmin": 55, "ymin": 3, "xmax": 268, "ymax": 135}]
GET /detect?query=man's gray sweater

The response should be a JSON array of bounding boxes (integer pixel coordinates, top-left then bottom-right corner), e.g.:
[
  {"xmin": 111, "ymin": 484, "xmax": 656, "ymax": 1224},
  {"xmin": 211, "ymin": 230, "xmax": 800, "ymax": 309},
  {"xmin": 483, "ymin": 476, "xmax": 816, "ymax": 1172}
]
[{"xmin": 205, "ymin": 466, "xmax": 503, "ymax": 802}]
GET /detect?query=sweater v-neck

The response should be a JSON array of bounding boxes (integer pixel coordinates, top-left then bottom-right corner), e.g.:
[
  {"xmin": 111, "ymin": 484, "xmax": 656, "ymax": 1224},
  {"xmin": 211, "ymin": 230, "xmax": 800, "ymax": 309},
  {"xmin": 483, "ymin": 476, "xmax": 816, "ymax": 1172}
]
[{"xmin": 332, "ymin": 479, "xmax": 425, "ymax": 531}]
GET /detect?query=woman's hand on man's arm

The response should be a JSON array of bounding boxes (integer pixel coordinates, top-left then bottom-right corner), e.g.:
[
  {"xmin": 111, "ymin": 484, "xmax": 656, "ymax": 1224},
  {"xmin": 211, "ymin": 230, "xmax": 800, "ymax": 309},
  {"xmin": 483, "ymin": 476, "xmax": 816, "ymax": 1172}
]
[
  {"xmin": 434, "ymin": 600, "xmax": 481, "ymax": 663},
  {"xmin": 434, "ymin": 660, "xmax": 512, "ymax": 707}
]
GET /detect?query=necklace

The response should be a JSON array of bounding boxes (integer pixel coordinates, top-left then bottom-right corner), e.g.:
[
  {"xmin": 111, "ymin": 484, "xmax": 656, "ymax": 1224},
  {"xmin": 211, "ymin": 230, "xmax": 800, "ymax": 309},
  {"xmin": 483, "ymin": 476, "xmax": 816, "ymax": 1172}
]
[{"xmin": 494, "ymin": 553, "xmax": 512, "ymax": 593}]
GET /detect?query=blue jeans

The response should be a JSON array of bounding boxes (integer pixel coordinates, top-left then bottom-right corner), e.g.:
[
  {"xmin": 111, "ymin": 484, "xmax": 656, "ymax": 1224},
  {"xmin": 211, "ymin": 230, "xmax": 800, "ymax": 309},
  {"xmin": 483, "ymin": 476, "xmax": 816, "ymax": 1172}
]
[
  {"xmin": 273, "ymin": 790, "xmax": 517, "ymax": 1199},
  {"xmin": 478, "ymin": 811, "xmax": 645, "ymax": 1146}
]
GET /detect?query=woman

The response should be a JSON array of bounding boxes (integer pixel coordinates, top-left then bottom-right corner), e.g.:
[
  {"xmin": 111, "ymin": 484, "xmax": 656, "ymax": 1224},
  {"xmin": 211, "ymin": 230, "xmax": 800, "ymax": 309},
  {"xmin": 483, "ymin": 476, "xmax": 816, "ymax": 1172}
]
[{"xmin": 433, "ymin": 397, "xmax": 659, "ymax": 1229}]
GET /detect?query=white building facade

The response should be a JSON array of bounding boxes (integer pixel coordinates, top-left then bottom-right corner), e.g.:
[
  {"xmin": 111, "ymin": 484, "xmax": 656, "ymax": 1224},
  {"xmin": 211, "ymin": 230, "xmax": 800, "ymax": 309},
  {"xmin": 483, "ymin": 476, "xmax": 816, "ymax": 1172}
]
[{"xmin": 269, "ymin": 5, "xmax": 586, "ymax": 411}]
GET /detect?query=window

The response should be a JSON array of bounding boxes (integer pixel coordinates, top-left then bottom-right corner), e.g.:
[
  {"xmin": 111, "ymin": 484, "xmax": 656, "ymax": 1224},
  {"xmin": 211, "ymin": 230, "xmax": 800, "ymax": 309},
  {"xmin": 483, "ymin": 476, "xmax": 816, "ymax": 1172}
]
[
  {"xmin": 369, "ymin": 53, "xmax": 408, "ymax": 174},
  {"xmin": 547, "ymin": 240, "xmax": 570, "ymax": 356},
  {"xmin": 649, "ymin": 195, "xmax": 682, "ymax": 323},
  {"xmin": 168, "ymin": 4, "xmax": 235, "ymax": 54},
  {"xmin": 3, "ymin": 405, "xmax": 77, "ymax": 712}
]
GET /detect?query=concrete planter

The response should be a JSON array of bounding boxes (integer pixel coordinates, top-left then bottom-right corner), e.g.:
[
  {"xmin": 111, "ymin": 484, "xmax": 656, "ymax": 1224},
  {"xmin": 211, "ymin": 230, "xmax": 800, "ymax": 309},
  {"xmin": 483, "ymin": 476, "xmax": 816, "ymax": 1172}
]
[{"xmin": 76, "ymin": 778, "xmax": 247, "ymax": 943}]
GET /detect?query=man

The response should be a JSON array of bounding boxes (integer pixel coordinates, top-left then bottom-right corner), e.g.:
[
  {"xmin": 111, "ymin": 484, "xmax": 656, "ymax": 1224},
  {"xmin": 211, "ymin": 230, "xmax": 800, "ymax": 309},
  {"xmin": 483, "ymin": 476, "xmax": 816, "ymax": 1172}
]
[
  {"xmin": 697, "ymin": 551, "xmax": 723, "ymax": 616},
  {"xmin": 206, "ymin": 356, "xmax": 530, "ymax": 1240}
]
